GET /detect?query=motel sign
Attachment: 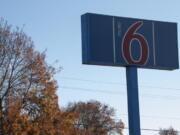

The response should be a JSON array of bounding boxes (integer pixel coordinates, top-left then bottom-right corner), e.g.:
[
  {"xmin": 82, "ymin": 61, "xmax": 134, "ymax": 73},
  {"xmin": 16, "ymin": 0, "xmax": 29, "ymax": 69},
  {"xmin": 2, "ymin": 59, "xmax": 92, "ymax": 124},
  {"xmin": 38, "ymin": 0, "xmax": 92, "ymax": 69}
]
[
  {"xmin": 81, "ymin": 13, "xmax": 179, "ymax": 135},
  {"xmin": 81, "ymin": 13, "xmax": 179, "ymax": 70}
]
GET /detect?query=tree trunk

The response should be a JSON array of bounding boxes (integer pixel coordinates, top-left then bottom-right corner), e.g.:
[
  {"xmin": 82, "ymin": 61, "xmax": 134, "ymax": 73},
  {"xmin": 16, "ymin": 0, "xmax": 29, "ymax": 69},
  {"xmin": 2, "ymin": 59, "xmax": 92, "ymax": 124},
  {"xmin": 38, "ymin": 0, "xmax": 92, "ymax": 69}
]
[{"xmin": 0, "ymin": 99, "xmax": 4, "ymax": 135}]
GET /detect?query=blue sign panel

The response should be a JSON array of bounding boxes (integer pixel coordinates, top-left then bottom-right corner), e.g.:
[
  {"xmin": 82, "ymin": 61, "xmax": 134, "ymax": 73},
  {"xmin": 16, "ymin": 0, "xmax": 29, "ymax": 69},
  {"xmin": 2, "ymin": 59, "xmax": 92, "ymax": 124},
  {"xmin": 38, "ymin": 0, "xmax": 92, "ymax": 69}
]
[{"xmin": 81, "ymin": 13, "xmax": 179, "ymax": 70}]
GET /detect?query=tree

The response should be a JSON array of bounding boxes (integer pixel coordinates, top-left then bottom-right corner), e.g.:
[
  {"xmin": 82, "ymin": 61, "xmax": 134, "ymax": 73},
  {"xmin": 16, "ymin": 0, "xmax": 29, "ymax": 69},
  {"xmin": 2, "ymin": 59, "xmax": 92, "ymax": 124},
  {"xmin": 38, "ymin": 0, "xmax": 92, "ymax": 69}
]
[
  {"xmin": 0, "ymin": 19, "xmax": 61, "ymax": 135},
  {"xmin": 64, "ymin": 100, "xmax": 125, "ymax": 135},
  {"xmin": 0, "ymin": 19, "xmax": 124, "ymax": 135},
  {"xmin": 159, "ymin": 127, "xmax": 178, "ymax": 135}
]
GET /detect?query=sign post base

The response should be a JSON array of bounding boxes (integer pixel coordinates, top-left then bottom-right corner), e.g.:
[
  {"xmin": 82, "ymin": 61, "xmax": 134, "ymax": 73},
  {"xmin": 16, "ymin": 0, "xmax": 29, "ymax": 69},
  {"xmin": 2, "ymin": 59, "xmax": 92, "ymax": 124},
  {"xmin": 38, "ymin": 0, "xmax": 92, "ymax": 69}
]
[{"xmin": 126, "ymin": 67, "xmax": 141, "ymax": 135}]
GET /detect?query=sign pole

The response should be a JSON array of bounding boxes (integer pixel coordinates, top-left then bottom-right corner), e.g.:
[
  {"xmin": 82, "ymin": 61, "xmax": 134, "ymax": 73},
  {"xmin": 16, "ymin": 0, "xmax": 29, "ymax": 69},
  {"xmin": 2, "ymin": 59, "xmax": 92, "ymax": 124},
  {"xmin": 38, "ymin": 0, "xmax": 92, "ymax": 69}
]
[
  {"xmin": 126, "ymin": 66, "xmax": 141, "ymax": 135},
  {"xmin": 81, "ymin": 12, "xmax": 179, "ymax": 134}
]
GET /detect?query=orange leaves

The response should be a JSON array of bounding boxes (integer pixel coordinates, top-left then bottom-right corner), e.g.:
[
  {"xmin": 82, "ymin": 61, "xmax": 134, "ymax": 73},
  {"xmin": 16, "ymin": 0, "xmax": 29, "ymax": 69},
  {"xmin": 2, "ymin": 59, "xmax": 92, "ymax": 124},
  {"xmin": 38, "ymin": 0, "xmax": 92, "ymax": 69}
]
[
  {"xmin": 0, "ymin": 19, "xmax": 61, "ymax": 135},
  {"xmin": 0, "ymin": 19, "xmax": 125, "ymax": 135},
  {"xmin": 63, "ymin": 100, "xmax": 125, "ymax": 135}
]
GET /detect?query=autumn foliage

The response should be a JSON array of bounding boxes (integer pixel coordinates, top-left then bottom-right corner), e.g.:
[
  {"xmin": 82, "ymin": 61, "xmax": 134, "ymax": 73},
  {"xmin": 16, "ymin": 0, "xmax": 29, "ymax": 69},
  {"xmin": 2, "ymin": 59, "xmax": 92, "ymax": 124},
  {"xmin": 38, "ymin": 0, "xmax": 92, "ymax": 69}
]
[
  {"xmin": 64, "ymin": 100, "xmax": 124, "ymax": 135},
  {"xmin": 0, "ymin": 19, "xmax": 62, "ymax": 135},
  {"xmin": 0, "ymin": 19, "xmax": 124, "ymax": 135}
]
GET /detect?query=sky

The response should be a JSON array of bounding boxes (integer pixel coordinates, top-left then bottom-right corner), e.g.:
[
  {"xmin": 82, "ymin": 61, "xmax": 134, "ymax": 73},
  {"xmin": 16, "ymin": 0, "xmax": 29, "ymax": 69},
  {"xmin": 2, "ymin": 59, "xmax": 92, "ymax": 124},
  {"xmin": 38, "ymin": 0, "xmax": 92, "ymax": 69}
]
[{"xmin": 1, "ymin": 0, "xmax": 180, "ymax": 135}]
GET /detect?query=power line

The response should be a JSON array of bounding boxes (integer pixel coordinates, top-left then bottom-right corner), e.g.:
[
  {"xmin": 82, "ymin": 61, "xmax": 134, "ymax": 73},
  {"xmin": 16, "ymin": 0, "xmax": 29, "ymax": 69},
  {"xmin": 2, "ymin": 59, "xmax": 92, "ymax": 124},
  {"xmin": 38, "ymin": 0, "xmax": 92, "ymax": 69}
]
[
  {"xmin": 116, "ymin": 114, "xmax": 180, "ymax": 121},
  {"xmin": 73, "ymin": 124, "xmax": 180, "ymax": 133},
  {"xmin": 59, "ymin": 78, "xmax": 180, "ymax": 122},
  {"xmin": 12, "ymin": 122, "xmax": 180, "ymax": 133},
  {"xmin": 60, "ymin": 76, "xmax": 180, "ymax": 92},
  {"xmin": 60, "ymin": 86, "xmax": 123, "ymax": 95},
  {"xmin": 124, "ymin": 127, "xmax": 180, "ymax": 133},
  {"xmin": 61, "ymin": 76, "xmax": 126, "ymax": 85},
  {"xmin": 60, "ymin": 86, "xmax": 180, "ymax": 100},
  {"xmin": 22, "ymin": 121, "xmax": 180, "ymax": 133}
]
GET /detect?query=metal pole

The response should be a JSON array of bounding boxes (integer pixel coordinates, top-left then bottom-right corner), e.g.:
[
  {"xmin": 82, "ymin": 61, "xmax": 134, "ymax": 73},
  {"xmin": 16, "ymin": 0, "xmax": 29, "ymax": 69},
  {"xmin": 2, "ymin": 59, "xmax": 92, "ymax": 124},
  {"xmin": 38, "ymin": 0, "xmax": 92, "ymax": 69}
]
[{"xmin": 126, "ymin": 66, "xmax": 141, "ymax": 135}]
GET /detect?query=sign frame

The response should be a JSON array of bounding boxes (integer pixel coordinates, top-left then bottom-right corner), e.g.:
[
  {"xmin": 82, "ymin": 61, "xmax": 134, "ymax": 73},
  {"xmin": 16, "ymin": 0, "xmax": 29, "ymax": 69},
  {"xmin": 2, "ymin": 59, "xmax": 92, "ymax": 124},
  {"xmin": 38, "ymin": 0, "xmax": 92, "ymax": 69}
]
[
  {"xmin": 81, "ymin": 13, "xmax": 179, "ymax": 70},
  {"xmin": 81, "ymin": 13, "xmax": 179, "ymax": 135}
]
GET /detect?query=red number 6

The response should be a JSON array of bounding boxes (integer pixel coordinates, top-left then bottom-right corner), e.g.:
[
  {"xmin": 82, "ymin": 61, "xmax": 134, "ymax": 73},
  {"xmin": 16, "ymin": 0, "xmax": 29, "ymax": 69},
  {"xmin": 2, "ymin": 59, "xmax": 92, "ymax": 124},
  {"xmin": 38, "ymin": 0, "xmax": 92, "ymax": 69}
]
[{"xmin": 122, "ymin": 21, "xmax": 149, "ymax": 65}]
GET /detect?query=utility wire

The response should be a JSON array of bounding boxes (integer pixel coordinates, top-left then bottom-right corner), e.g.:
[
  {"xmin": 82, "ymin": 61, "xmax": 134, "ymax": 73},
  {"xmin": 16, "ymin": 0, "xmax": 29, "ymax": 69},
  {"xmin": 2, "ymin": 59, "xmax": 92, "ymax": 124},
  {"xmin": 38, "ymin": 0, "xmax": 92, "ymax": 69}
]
[
  {"xmin": 60, "ymin": 86, "xmax": 180, "ymax": 100},
  {"xmin": 59, "ymin": 77, "xmax": 180, "ymax": 121},
  {"xmin": 73, "ymin": 124, "xmax": 180, "ymax": 133},
  {"xmin": 23, "ymin": 121, "xmax": 180, "ymax": 133},
  {"xmin": 60, "ymin": 86, "xmax": 180, "ymax": 120},
  {"xmin": 60, "ymin": 86, "xmax": 123, "ymax": 94},
  {"xmin": 61, "ymin": 77, "xmax": 126, "ymax": 85},
  {"xmin": 124, "ymin": 127, "xmax": 180, "ymax": 133},
  {"xmin": 115, "ymin": 114, "xmax": 180, "ymax": 120},
  {"xmin": 60, "ymin": 76, "xmax": 180, "ymax": 92}
]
